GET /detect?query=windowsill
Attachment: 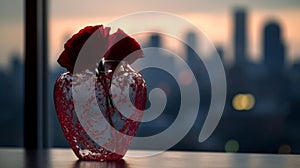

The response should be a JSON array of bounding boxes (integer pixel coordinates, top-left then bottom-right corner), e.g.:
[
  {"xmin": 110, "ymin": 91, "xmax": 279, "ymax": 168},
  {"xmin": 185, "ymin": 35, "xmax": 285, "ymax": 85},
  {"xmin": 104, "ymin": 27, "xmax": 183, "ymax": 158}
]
[{"xmin": 0, "ymin": 148, "xmax": 299, "ymax": 167}]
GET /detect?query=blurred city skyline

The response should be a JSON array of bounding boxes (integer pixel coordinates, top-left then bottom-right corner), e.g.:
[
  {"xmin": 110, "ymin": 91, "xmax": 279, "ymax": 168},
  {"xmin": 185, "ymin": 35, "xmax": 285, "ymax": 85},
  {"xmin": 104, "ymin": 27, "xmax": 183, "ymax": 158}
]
[
  {"xmin": 1, "ymin": 6, "xmax": 300, "ymax": 154},
  {"xmin": 49, "ymin": 7, "xmax": 300, "ymax": 68},
  {"xmin": 0, "ymin": 0, "xmax": 300, "ymax": 153},
  {"xmin": 0, "ymin": 0, "xmax": 300, "ymax": 68}
]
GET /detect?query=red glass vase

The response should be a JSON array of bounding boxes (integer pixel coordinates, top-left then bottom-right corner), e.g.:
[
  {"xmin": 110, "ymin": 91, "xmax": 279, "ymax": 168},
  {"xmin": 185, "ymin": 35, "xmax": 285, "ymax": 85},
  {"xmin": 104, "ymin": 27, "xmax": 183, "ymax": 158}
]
[{"xmin": 54, "ymin": 60, "xmax": 147, "ymax": 161}]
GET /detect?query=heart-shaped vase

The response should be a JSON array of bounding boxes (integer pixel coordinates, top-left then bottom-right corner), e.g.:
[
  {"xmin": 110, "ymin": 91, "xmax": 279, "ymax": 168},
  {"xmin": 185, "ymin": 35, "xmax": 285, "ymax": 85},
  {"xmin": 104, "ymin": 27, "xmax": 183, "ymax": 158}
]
[{"xmin": 54, "ymin": 60, "xmax": 147, "ymax": 161}]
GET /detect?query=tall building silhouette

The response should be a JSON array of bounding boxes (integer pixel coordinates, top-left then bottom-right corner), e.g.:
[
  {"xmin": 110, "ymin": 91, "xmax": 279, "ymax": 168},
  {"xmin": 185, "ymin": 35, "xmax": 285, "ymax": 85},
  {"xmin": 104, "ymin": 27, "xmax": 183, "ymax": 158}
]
[
  {"xmin": 216, "ymin": 46, "xmax": 224, "ymax": 62},
  {"xmin": 263, "ymin": 21, "xmax": 285, "ymax": 71},
  {"xmin": 149, "ymin": 33, "xmax": 161, "ymax": 47},
  {"xmin": 185, "ymin": 31, "xmax": 207, "ymax": 80},
  {"xmin": 186, "ymin": 31, "xmax": 198, "ymax": 67},
  {"xmin": 234, "ymin": 8, "xmax": 248, "ymax": 65},
  {"xmin": 186, "ymin": 31, "xmax": 197, "ymax": 50},
  {"xmin": 10, "ymin": 55, "xmax": 24, "ymax": 98}
]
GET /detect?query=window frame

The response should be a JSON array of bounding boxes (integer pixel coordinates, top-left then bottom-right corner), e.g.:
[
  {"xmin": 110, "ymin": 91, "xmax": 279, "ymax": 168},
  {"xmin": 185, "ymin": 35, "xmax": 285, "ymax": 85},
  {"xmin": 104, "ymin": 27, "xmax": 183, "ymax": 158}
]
[{"xmin": 24, "ymin": 0, "xmax": 48, "ymax": 149}]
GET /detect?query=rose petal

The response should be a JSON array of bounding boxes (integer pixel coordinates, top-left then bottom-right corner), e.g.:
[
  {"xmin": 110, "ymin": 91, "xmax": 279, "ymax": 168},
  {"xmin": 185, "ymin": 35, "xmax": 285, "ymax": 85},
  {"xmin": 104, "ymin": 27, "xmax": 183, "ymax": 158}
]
[
  {"xmin": 104, "ymin": 28, "xmax": 143, "ymax": 63},
  {"xmin": 58, "ymin": 25, "xmax": 106, "ymax": 73}
]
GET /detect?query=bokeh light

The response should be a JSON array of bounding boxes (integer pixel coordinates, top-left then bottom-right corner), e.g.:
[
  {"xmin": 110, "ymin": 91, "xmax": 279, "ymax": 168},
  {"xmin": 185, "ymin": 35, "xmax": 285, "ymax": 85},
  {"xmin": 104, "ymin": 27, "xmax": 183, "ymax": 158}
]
[
  {"xmin": 232, "ymin": 93, "xmax": 255, "ymax": 111},
  {"xmin": 278, "ymin": 144, "xmax": 292, "ymax": 154},
  {"xmin": 225, "ymin": 139, "xmax": 239, "ymax": 153}
]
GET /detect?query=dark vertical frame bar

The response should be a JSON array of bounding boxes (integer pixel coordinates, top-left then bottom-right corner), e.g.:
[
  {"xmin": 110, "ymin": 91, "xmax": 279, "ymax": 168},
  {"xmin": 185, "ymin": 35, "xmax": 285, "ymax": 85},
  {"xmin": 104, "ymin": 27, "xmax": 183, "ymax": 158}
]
[
  {"xmin": 41, "ymin": 0, "xmax": 49, "ymax": 148},
  {"xmin": 24, "ymin": 0, "xmax": 48, "ymax": 149},
  {"xmin": 25, "ymin": 0, "xmax": 38, "ymax": 149}
]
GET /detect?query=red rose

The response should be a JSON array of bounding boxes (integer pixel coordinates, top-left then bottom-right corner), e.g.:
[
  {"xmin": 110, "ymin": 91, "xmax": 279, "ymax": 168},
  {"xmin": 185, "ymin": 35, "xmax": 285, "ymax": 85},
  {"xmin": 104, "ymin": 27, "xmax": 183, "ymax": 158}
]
[
  {"xmin": 105, "ymin": 29, "xmax": 143, "ymax": 63},
  {"xmin": 58, "ymin": 25, "xmax": 143, "ymax": 73}
]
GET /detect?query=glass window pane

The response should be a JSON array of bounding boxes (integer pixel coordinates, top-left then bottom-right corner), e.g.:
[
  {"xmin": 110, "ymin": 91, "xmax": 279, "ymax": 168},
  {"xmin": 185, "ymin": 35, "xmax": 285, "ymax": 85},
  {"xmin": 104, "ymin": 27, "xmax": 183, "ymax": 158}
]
[
  {"xmin": 49, "ymin": 1, "xmax": 300, "ymax": 154},
  {"xmin": 0, "ymin": 0, "xmax": 24, "ymax": 146}
]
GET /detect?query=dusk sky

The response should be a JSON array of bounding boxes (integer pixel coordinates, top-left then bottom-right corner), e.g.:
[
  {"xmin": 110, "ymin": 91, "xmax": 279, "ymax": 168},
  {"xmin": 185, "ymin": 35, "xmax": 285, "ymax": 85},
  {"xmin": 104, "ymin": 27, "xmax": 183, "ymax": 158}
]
[{"xmin": 0, "ymin": 0, "xmax": 300, "ymax": 67}]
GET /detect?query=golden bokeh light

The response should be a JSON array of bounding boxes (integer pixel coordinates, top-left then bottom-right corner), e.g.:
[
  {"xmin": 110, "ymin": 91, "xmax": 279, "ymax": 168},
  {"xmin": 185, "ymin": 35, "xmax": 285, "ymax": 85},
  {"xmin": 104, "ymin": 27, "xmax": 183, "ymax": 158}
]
[{"xmin": 232, "ymin": 93, "xmax": 255, "ymax": 111}]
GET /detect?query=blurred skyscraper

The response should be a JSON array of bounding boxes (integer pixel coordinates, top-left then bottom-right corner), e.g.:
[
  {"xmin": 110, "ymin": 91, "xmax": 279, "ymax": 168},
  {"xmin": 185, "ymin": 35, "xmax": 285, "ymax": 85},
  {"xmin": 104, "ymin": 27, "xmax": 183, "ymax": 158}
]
[
  {"xmin": 234, "ymin": 8, "xmax": 248, "ymax": 66},
  {"xmin": 263, "ymin": 21, "xmax": 285, "ymax": 71},
  {"xmin": 0, "ymin": 53, "xmax": 23, "ymax": 146},
  {"xmin": 216, "ymin": 46, "xmax": 224, "ymax": 62},
  {"xmin": 149, "ymin": 33, "xmax": 161, "ymax": 48},
  {"xmin": 186, "ymin": 31, "xmax": 200, "ymax": 73}
]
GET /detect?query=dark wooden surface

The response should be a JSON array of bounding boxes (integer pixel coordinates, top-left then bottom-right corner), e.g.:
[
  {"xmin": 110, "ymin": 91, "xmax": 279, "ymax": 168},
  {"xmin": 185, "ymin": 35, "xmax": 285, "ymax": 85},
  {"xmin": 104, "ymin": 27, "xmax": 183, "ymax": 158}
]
[{"xmin": 0, "ymin": 148, "xmax": 299, "ymax": 168}]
